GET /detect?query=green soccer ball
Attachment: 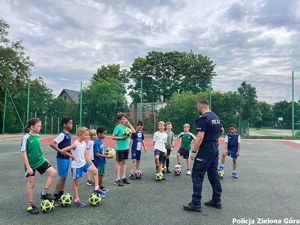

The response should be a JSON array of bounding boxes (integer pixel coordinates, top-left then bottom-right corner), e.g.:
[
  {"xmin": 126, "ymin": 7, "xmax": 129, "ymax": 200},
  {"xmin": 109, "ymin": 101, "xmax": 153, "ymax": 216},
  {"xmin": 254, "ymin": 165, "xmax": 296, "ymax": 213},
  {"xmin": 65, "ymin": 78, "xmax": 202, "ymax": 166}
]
[
  {"xmin": 162, "ymin": 166, "xmax": 167, "ymax": 174},
  {"xmin": 40, "ymin": 199, "xmax": 54, "ymax": 213},
  {"xmin": 218, "ymin": 170, "xmax": 225, "ymax": 179},
  {"xmin": 60, "ymin": 193, "xmax": 73, "ymax": 207},
  {"xmin": 123, "ymin": 128, "xmax": 132, "ymax": 137},
  {"xmin": 154, "ymin": 172, "xmax": 164, "ymax": 181},
  {"xmin": 89, "ymin": 193, "xmax": 102, "ymax": 206},
  {"xmin": 105, "ymin": 148, "xmax": 115, "ymax": 156}
]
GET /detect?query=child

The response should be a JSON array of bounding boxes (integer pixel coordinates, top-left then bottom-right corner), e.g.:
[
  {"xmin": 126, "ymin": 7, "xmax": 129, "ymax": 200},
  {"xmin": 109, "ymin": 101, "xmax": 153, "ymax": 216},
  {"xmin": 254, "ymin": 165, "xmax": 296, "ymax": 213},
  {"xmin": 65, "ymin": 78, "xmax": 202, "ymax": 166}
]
[
  {"xmin": 21, "ymin": 118, "xmax": 57, "ymax": 214},
  {"xmin": 60, "ymin": 127, "xmax": 103, "ymax": 208},
  {"xmin": 164, "ymin": 122, "xmax": 175, "ymax": 173},
  {"xmin": 50, "ymin": 117, "xmax": 73, "ymax": 205},
  {"xmin": 112, "ymin": 112, "xmax": 136, "ymax": 186},
  {"xmin": 93, "ymin": 127, "xmax": 113, "ymax": 193},
  {"xmin": 177, "ymin": 124, "xmax": 196, "ymax": 175},
  {"xmin": 86, "ymin": 129, "xmax": 96, "ymax": 186},
  {"xmin": 153, "ymin": 121, "xmax": 168, "ymax": 176},
  {"xmin": 218, "ymin": 124, "xmax": 241, "ymax": 179},
  {"xmin": 129, "ymin": 121, "xmax": 147, "ymax": 180}
]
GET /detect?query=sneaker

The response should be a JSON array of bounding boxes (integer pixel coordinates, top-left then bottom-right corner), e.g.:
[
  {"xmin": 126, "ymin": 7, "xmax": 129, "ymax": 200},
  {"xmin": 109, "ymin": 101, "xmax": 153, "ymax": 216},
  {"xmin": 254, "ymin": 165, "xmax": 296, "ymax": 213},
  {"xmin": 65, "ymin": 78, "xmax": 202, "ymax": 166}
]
[
  {"xmin": 93, "ymin": 189, "xmax": 106, "ymax": 198},
  {"xmin": 166, "ymin": 169, "xmax": 172, "ymax": 173},
  {"xmin": 186, "ymin": 170, "xmax": 191, "ymax": 175},
  {"xmin": 54, "ymin": 199, "xmax": 62, "ymax": 207},
  {"xmin": 26, "ymin": 205, "xmax": 39, "ymax": 214},
  {"xmin": 218, "ymin": 165, "xmax": 224, "ymax": 171},
  {"xmin": 114, "ymin": 179, "xmax": 124, "ymax": 187},
  {"xmin": 74, "ymin": 201, "xmax": 86, "ymax": 208},
  {"xmin": 41, "ymin": 193, "xmax": 55, "ymax": 201},
  {"xmin": 204, "ymin": 200, "xmax": 222, "ymax": 209},
  {"xmin": 122, "ymin": 178, "xmax": 130, "ymax": 184},
  {"xmin": 129, "ymin": 173, "xmax": 135, "ymax": 180},
  {"xmin": 183, "ymin": 202, "xmax": 202, "ymax": 212},
  {"xmin": 86, "ymin": 179, "xmax": 94, "ymax": 186},
  {"xmin": 101, "ymin": 186, "xmax": 109, "ymax": 193},
  {"xmin": 231, "ymin": 171, "xmax": 239, "ymax": 179}
]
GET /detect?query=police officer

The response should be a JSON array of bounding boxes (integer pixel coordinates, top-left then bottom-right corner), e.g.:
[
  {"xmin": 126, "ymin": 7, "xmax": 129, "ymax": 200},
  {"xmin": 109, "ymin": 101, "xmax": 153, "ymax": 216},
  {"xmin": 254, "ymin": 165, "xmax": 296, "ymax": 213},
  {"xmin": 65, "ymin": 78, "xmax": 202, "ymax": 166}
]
[{"xmin": 183, "ymin": 99, "xmax": 223, "ymax": 212}]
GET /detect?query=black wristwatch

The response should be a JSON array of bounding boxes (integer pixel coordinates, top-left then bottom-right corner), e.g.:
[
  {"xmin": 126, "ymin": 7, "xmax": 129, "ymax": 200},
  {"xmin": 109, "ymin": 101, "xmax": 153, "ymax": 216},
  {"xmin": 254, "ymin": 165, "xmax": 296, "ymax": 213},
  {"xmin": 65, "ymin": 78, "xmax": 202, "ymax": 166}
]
[{"xmin": 192, "ymin": 150, "xmax": 197, "ymax": 153}]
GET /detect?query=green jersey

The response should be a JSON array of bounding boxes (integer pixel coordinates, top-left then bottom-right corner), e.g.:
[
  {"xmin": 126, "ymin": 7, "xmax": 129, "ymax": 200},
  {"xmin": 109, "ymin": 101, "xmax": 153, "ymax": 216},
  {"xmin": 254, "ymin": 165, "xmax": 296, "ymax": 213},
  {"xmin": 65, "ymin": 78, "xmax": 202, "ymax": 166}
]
[
  {"xmin": 20, "ymin": 133, "xmax": 46, "ymax": 169},
  {"xmin": 113, "ymin": 124, "xmax": 131, "ymax": 150},
  {"xmin": 165, "ymin": 130, "xmax": 174, "ymax": 149},
  {"xmin": 178, "ymin": 132, "xmax": 196, "ymax": 151}
]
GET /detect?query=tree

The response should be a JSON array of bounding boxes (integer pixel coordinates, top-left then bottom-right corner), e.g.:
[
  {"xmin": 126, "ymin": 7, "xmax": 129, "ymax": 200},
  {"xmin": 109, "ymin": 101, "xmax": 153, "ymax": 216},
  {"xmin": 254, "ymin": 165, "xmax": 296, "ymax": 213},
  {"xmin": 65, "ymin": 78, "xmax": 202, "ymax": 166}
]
[
  {"xmin": 0, "ymin": 19, "xmax": 34, "ymax": 132},
  {"xmin": 237, "ymin": 81, "xmax": 258, "ymax": 125},
  {"xmin": 92, "ymin": 64, "xmax": 129, "ymax": 93},
  {"xmin": 129, "ymin": 51, "xmax": 216, "ymax": 103},
  {"xmin": 83, "ymin": 79, "xmax": 129, "ymax": 132}
]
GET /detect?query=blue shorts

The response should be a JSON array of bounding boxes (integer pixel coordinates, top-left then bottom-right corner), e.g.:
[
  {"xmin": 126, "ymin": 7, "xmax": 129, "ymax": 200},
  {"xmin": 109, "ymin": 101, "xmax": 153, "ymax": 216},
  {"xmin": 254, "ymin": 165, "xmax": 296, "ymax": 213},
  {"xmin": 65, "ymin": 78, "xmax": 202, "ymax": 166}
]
[
  {"xmin": 71, "ymin": 162, "xmax": 91, "ymax": 180},
  {"xmin": 57, "ymin": 157, "xmax": 70, "ymax": 177},
  {"xmin": 132, "ymin": 150, "xmax": 141, "ymax": 160},
  {"xmin": 227, "ymin": 150, "xmax": 237, "ymax": 159},
  {"xmin": 154, "ymin": 149, "xmax": 165, "ymax": 163}
]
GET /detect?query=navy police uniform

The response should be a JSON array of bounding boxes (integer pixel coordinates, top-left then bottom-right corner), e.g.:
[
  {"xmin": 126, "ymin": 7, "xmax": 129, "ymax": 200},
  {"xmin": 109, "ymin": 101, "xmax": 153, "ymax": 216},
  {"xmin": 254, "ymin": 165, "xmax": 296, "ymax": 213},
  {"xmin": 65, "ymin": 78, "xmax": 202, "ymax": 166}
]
[{"xmin": 191, "ymin": 111, "xmax": 222, "ymax": 205}]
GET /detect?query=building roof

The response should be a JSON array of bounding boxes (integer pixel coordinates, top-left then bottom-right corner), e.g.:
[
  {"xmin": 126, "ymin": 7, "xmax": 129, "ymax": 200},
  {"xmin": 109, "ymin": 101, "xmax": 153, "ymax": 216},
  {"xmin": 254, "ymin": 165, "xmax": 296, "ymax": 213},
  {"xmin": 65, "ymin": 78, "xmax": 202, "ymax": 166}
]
[{"xmin": 58, "ymin": 89, "xmax": 80, "ymax": 104}]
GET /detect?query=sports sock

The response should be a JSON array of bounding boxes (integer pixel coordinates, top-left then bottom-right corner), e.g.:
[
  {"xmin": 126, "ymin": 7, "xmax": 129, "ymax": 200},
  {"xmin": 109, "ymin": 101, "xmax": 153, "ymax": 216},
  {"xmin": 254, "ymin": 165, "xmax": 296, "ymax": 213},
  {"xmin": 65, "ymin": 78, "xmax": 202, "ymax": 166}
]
[
  {"xmin": 94, "ymin": 186, "xmax": 100, "ymax": 191},
  {"xmin": 166, "ymin": 159, "xmax": 170, "ymax": 168},
  {"xmin": 187, "ymin": 169, "xmax": 190, "ymax": 171},
  {"xmin": 121, "ymin": 176, "xmax": 126, "ymax": 180},
  {"xmin": 116, "ymin": 177, "xmax": 120, "ymax": 181},
  {"xmin": 28, "ymin": 201, "xmax": 34, "ymax": 206},
  {"xmin": 42, "ymin": 188, "xmax": 49, "ymax": 195},
  {"xmin": 178, "ymin": 162, "xmax": 181, "ymax": 165}
]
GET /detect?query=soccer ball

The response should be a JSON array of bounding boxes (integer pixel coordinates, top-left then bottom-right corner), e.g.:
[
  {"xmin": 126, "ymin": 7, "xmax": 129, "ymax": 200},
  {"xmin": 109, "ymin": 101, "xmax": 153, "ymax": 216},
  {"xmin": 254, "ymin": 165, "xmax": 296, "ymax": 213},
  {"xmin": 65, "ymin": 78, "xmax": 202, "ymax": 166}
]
[
  {"xmin": 105, "ymin": 148, "xmax": 115, "ymax": 157},
  {"xmin": 89, "ymin": 193, "xmax": 102, "ymax": 206},
  {"xmin": 60, "ymin": 193, "xmax": 73, "ymax": 207},
  {"xmin": 218, "ymin": 170, "xmax": 225, "ymax": 179},
  {"xmin": 174, "ymin": 165, "xmax": 181, "ymax": 176},
  {"xmin": 40, "ymin": 199, "xmax": 54, "ymax": 213},
  {"xmin": 123, "ymin": 128, "xmax": 132, "ymax": 137},
  {"xmin": 154, "ymin": 172, "xmax": 164, "ymax": 181},
  {"xmin": 162, "ymin": 166, "xmax": 167, "ymax": 174},
  {"xmin": 135, "ymin": 170, "xmax": 143, "ymax": 179}
]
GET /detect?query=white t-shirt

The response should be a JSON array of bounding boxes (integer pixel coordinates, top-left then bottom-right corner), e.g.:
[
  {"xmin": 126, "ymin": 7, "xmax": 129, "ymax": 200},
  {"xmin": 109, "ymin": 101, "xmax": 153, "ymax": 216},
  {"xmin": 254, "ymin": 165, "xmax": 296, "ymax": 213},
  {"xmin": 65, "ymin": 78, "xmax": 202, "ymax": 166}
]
[
  {"xmin": 71, "ymin": 140, "xmax": 87, "ymax": 168},
  {"xmin": 153, "ymin": 131, "xmax": 167, "ymax": 152},
  {"xmin": 87, "ymin": 140, "xmax": 94, "ymax": 160},
  {"xmin": 54, "ymin": 133, "xmax": 65, "ymax": 144}
]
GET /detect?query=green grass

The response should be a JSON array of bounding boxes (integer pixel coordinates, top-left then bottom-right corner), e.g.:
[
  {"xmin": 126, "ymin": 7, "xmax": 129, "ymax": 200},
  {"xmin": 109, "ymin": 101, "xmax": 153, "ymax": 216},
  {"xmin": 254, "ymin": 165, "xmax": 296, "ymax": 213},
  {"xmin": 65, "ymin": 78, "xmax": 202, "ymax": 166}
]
[
  {"xmin": 249, "ymin": 128, "xmax": 276, "ymax": 136},
  {"xmin": 1, "ymin": 138, "xmax": 300, "ymax": 225}
]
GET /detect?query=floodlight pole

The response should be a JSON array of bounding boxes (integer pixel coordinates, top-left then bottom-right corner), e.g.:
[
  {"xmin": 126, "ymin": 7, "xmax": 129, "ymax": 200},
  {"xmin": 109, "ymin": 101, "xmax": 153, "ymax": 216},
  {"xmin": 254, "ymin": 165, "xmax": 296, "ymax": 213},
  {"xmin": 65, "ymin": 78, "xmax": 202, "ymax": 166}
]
[
  {"xmin": 140, "ymin": 78, "xmax": 143, "ymax": 121},
  {"xmin": 80, "ymin": 81, "xmax": 83, "ymax": 127},
  {"xmin": 292, "ymin": 71, "xmax": 295, "ymax": 139},
  {"xmin": 2, "ymin": 87, "xmax": 8, "ymax": 134},
  {"xmin": 26, "ymin": 83, "xmax": 30, "ymax": 122}
]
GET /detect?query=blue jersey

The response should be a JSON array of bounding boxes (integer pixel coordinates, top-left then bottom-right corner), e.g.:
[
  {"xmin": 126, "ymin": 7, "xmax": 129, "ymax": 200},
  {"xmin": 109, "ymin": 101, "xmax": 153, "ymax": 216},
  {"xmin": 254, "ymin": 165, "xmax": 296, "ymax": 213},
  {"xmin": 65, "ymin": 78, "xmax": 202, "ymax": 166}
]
[
  {"xmin": 55, "ymin": 131, "xmax": 72, "ymax": 159},
  {"xmin": 196, "ymin": 111, "xmax": 222, "ymax": 145},
  {"xmin": 93, "ymin": 139, "xmax": 106, "ymax": 167},
  {"xmin": 226, "ymin": 133, "xmax": 240, "ymax": 152},
  {"xmin": 131, "ymin": 131, "xmax": 144, "ymax": 151}
]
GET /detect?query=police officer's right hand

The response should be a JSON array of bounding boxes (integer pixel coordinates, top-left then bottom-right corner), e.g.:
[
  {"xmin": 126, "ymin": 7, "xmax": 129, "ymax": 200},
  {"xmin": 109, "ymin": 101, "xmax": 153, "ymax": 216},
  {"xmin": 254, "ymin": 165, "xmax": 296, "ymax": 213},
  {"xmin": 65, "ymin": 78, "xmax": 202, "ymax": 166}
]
[{"xmin": 191, "ymin": 152, "xmax": 196, "ymax": 160}]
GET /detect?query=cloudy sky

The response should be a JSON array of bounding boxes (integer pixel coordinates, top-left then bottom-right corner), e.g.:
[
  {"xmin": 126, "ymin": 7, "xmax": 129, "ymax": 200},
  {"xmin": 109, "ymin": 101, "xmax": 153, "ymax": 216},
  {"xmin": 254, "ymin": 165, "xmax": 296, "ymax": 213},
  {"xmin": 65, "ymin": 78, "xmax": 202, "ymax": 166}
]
[{"xmin": 1, "ymin": 0, "xmax": 300, "ymax": 103}]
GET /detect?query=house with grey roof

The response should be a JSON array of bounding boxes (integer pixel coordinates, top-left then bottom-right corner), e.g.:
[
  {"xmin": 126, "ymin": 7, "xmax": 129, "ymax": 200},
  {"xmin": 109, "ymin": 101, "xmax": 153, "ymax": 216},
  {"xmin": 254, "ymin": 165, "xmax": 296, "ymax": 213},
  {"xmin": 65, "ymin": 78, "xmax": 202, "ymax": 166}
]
[{"xmin": 58, "ymin": 89, "xmax": 79, "ymax": 104}]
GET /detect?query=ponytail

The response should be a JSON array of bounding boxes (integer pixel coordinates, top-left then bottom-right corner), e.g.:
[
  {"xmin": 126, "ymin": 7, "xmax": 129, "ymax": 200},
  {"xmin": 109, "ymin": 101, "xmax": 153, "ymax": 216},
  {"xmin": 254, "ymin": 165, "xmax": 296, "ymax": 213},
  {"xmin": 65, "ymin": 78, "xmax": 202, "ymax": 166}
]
[{"xmin": 24, "ymin": 118, "xmax": 41, "ymax": 133}]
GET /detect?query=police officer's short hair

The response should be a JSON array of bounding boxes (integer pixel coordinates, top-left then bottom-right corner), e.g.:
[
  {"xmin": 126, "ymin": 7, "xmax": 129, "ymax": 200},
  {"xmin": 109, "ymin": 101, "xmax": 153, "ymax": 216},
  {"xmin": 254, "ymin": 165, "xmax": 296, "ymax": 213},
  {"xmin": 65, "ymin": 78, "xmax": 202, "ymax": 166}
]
[{"xmin": 198, "ymin": 99, "xmax": 209, "ymax": 105}]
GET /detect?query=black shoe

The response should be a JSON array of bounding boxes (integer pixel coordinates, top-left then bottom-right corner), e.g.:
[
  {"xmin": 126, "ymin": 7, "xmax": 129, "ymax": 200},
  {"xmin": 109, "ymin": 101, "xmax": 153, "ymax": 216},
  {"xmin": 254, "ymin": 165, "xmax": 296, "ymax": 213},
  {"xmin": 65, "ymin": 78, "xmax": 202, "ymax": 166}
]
[
  {"xmin": 166, "ymin": 169, "xmax": 171, "ymax": 173},
  {"xmin": 122, "ymin": 178, "xmax": 130, "ymax": 184},
  {"xmin": 41, "ymin": 193, "xmax": 55, "ymax": 201},
  {"xmin": 114, "ymin": 179, "xmax": 124, "ymax": 187},
  {"xmin": 204, "ymin": 200, "xmax": 222, "ymax": 209},
  {"xmin": 54, "ymin": 199, "xmax": 62, "ymax": 207},
  {"xmin": 183, "ymin": 202, "xmax": 202, "ymax": 212},
  {"xmin": 26, "ymin": 205, "xmax": 39, "ymax": 214},
  {"xmin": 129, "ymin": 174, "xmax": 135, "ymax": 180}
]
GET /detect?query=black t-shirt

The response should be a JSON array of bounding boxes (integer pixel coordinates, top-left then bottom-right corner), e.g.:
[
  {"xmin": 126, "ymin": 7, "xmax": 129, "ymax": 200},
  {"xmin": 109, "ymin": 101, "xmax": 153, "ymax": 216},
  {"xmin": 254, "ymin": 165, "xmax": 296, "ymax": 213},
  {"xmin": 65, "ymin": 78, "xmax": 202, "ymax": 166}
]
[{"xmin": 195, "ymin": 111, "xmax": 222, "ymax": 144}]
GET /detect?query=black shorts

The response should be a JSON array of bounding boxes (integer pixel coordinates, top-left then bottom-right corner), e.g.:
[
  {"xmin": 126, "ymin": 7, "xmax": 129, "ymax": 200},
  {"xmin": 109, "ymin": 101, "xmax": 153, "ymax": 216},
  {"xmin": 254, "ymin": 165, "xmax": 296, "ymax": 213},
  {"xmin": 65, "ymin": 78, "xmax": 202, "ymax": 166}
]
[
  {"xmin": 116, "ymin": 149, "xmax": 129, "ymax": 162},
  {"xmin": 25, "ymin": 161, "xmax": 52, "ymax": 177},
  {"xmin": 166, "ymin": 147, "xmax": 171, "ymax": 156},
  {"xmin": 178, "ymin": 148, "xmax": 190, "ymax": 159},
  {"xmin": 154, "ymin": 149, "xmax": 165, "ymax": 163}
]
